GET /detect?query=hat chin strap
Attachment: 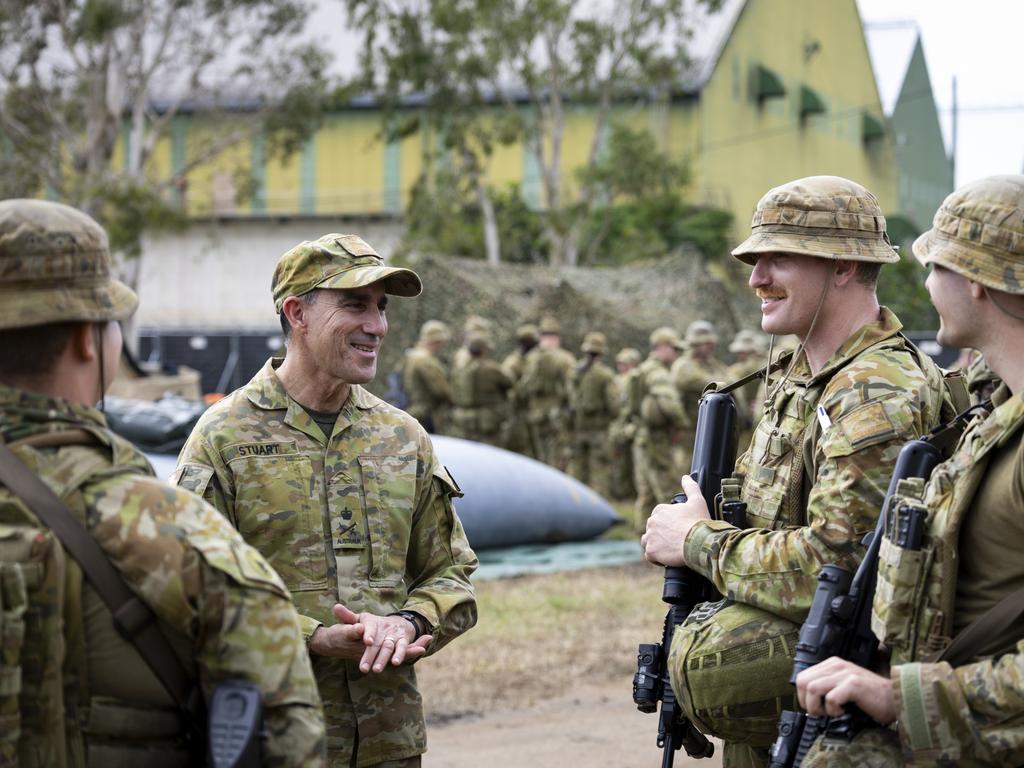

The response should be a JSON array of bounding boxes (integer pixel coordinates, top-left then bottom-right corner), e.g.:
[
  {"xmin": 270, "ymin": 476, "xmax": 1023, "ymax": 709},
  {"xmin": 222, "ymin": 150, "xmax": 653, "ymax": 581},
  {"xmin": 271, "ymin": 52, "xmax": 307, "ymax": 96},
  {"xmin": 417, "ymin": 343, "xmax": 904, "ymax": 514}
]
[
  {"xmin": 985, "ymin": 285, "xmax": 1024, "ymax": 322},
  {"xmin": 95, "ymin": 323, "xmax": 106, "ymax": 412}
]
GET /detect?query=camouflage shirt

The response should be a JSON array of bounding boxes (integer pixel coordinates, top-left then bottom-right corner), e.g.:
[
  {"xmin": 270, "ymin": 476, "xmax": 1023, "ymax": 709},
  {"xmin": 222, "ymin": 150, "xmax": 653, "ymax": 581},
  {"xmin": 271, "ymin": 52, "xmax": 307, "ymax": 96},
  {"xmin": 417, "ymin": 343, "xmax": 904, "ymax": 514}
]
[
  {"xmin": 0, "ymin": 384, "xmax": 326, "ymax": 766},
  {"xmin": 871, "ymin": 384, "xmax": 1024, "ymax": 765},
  {"xmin": 671, "ymin": 353, "xmax": 731, "ymax": 429},
  {"xmin": 174, "ymin": 359, "xmax": 478, "ymax": 766},
  {"xmin": 683, "ymin": 308, "xmax": 949, "ymax": 622},
  {"xmin": 402, "ymin": 346, "xmax": 453, "ymax": 429}
]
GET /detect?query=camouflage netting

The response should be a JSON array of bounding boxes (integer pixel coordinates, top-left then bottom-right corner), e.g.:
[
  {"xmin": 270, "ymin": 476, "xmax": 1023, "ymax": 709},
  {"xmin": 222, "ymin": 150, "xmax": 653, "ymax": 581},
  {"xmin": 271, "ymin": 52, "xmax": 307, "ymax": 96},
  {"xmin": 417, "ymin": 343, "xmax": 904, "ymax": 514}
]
[{"xmin": 370, "ymin": 247, "xmax": 761, "ymax": 397}]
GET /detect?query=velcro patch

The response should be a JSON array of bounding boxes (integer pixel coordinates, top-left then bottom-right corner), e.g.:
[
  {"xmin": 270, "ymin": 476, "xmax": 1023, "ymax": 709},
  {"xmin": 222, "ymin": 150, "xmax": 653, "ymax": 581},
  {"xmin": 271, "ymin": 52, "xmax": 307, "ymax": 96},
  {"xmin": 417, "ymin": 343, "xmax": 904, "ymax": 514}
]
[{"xmin": 839, "ymin": 401, "xmax": 897, "ymax": 449}]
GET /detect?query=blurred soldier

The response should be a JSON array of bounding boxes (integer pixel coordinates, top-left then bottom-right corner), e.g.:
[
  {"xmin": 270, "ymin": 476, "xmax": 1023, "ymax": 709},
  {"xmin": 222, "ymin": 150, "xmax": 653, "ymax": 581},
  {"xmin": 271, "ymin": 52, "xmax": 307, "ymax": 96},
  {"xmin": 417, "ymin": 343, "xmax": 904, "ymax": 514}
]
[
  {"xmin": 796, "ymin": 175, "xmax": 1024, "ymax": 768},
  {"xmin": 609, "ymin": 347, "xmax": 642, "ymax": 500},
  {"xmin": 452, "ymin": 314, "xmax": 492, "ymax": 372},
  {"xmin": 569, "ymin": 331, "xmax": 619, "ymax": 496},
  {"xmin": 641, "ymin": 176, "xmax": 954, "ymax": 768},
  {"xmin": 672, "ymin": 320, "xmax": 730, "ymax": 470},
  {"xmin": 519, "ymin": 316, "xmax": 575, "ymax": 467},
  {"xmin": 501, "ymin": 323, "xmax": 540, "ymax": 456},
  {"xmin": 0, "ymin": 199, "xmax": 325, "ymax": 765},
  {"xmin": 451, "ymin": 331, "xmax": 513, "ymax": 446},
  {"xmin": 175, "ymin": 234, "xmax": 478, "ymax": 768},
  {"xmin": 632, "ymin": 327, "xmax": 688, "ymax": 533},
  {"xmin": 965, "ymin": 349, "xmax": 1001, "ymax": 405},
  {"xmin": 727, "ymin": 329, "xmax": 770, "ymax": 452},
  {"xmin": 403, "ymin": 319, "xmax": 454, "ymax": 434}
]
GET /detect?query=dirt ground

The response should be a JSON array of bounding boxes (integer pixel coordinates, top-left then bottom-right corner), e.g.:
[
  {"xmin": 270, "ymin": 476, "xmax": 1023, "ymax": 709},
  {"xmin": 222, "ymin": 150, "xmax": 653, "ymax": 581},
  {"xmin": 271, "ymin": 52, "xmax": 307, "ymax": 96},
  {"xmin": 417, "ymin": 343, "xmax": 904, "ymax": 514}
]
[{"xmin": 415, "ymin": 561, "xmax": 724, "ymax": 768}]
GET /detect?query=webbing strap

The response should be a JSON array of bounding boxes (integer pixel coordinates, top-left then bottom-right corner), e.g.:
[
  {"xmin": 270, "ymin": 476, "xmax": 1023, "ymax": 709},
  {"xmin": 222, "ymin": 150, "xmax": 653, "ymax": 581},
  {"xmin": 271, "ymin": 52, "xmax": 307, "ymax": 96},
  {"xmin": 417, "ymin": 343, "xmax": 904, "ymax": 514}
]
[
  {"xmin": 0, "ymin": 440, "xmax": 205, "ymax": 736},
  {"xmin": 939, "ymin": 587, "xmax": 1024, "ymax": 666}
]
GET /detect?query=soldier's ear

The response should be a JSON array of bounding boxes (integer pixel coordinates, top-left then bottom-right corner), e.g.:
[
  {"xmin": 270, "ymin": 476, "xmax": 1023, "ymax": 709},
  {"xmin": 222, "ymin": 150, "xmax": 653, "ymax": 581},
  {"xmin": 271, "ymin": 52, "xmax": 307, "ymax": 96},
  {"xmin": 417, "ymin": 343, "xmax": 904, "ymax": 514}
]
[
  {"xmin": 281, "ymin": 296, "xmax": 309, "ymax": 336},
  {"xmin": 68, "ymin": 322, "xmax": 99, "ymax": 363},
  {"xmin": 832, "ymin": 259, "xmax": 858, "ymax": 288}
]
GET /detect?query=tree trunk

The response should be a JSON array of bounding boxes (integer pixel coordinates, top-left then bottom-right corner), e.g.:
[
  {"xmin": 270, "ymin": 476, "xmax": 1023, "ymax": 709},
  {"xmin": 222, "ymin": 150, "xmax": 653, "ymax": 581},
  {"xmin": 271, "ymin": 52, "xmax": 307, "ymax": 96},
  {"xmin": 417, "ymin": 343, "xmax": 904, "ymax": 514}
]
[{"xmin": 477, "ymin": 180, "xmax": 501, "ymax": 266}]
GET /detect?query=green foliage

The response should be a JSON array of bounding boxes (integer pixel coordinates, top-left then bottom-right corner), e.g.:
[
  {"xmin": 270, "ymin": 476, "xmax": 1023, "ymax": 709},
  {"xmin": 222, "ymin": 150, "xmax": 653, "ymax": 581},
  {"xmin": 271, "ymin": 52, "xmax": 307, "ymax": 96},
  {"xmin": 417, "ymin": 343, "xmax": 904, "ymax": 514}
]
[
  {"xmin": 877, "ymin": 255, "xmax": 939, "ymax": 331},
  {"xmin": 403, "ymin": 173, "xmax": 546, "ymax": 264},
  {"xmin": 0, "ymin": 0, "xmax": 330, "ymax": 259}
]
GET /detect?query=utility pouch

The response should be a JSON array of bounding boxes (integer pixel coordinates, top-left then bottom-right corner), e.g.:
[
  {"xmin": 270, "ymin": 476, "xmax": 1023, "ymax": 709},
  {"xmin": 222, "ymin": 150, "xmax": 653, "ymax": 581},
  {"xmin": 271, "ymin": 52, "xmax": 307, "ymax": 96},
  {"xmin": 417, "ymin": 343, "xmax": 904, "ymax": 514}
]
[{"xmin": 716, "ymin": 477, "xmax": 747, "ymax": 528}]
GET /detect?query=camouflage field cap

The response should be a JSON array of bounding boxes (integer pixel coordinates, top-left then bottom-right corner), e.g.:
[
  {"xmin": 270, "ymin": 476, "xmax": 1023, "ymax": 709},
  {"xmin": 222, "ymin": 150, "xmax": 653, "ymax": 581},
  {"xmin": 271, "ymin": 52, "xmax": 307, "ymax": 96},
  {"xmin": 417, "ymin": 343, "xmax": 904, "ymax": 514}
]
[
  {"xmin": 539, "ymin": 315, "xmax": 562, "ymax": 335},
  {"xmin": 419, "ymin": 319, "xmax": 451, "ymax": 343},
  {"xmin": 581, "ymin": 331, "xmax": 607, "ymax": 355},
  {"xmin": 912, "ymin": 175, "xmax": 1024, "ymax": 294},
  {"xmin": 732, "ymin": 175, "xmax": 899, "ymax": 265},
  {"xmin": 685, "ymin": 320, "xmax": 718, "ymax": 344},
  {"xmin": 463, "ymin": 314, "xmax": 492, "ymax": 334},
  {"xmin": 649, "ymin": 326, "xmax": 685, "ymax": 350},
  {"xmin": 271, "ymin": 233, "xmax": 422, "ymax": 312},
  {"xmin": 728, "ymin": 329, "xmax": 760, "ymax": 354},
  {"xmin": 466, "ymin": 329, "xmax": 493, "ymax": 353},
  {"xmin": 616, "ymin": 347, "xmax": 642, "ymax": 366},
  {"xmin": 0, "ymin": 199, "xmax": 138, "ymax": 330},
  {"xmin": 516, "ymin": 323, "xmax": 539, "ymax": 343}
]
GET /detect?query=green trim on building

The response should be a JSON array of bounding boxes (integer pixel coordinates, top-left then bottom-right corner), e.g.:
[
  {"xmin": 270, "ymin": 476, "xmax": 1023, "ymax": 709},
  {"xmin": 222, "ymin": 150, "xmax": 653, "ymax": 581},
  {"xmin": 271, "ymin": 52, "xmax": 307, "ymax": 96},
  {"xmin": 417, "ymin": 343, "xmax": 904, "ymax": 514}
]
[
  {"xmin": 299, "ymin": 135, "xmax": 316, "ymax": 215},
  {"xmin": 250, "ymin": 130, "xmax": 266, "ymax": 215},
  {"xmin": 750, "ymin": 63, "xmax": 786, "ymax": 103},
  {"xmin": 799, "ymin": 85, "xmax": 827, "ymax": 120},
  {"xmin": 383, "ymin": 125, "xmax": 401, "ymax": 213},
  {"xmin": 862, "ymin": 111, "xmax": 885, "ymax": 143}
]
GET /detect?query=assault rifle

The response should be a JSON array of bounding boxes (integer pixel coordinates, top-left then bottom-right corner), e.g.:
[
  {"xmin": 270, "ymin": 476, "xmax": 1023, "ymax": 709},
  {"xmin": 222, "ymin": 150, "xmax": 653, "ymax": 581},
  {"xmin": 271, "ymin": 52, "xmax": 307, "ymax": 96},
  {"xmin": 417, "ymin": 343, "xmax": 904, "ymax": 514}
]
[
  {"xmin": 633, "ymin": 391, "xmax": 744, "ymax": 767},
  {"xmin": 766, "ymin": 437, "xmax": 944, "ymax": 768}
]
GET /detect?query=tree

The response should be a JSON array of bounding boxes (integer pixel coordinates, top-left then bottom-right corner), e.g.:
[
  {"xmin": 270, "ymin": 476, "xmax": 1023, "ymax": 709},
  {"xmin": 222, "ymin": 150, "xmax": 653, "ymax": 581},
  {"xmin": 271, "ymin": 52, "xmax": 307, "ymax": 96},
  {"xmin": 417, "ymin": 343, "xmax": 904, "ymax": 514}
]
[
  {"xmin": 347, "ymin": 0, "xmax": 719, "ymax": 266},
  {"xmin": 0, "ymin": 0, "xmax": 332, "ymax": 258}
]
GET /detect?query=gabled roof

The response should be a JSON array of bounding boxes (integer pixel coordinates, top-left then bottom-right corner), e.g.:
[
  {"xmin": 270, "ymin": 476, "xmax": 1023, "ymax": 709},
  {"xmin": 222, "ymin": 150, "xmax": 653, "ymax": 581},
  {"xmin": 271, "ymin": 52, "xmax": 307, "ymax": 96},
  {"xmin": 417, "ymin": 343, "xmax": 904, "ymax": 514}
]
[
  {"xmin": 863, "ymin": 22, "xmax": 919, "ymax": 116},
  {"xmin": 681, "ymin": 0, "xmax": 748, "ymax": 93}
]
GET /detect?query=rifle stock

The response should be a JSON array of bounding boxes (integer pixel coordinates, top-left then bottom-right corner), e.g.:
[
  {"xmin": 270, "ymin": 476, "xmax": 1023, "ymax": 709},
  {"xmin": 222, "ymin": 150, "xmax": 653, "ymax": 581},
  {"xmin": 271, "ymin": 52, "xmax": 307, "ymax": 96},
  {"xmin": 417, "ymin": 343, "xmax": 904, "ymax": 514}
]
[
  {"xmin": 634, "ymin": 392, "xmax": 739, "ymax": 765},
  {"xmin": 767, "ymin": 437, "xmax": 943, "ymax": 768}
]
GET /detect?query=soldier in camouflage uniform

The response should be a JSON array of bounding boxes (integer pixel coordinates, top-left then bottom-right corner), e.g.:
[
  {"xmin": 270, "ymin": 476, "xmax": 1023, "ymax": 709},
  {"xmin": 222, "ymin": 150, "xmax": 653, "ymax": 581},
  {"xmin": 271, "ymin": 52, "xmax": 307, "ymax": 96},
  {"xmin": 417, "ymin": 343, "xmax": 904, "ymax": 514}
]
[
  {"xmin": 631, "ymin": 327, "xmax": 688, "ymax": 533},
  {"xmin": 641, "ymin": 176, "xmax": 953, "ymax": 768},
  {"xmin": 450, "ymin": 331, "xmax": 512, "ymax": 446},
  {"xmin": 501, "ymin": 323, "xmax": 539, "ymax": 457},
  {"xmin": 608, "ymin": 347, "xmax": 642, "ymax": 500},
  {"xmin": 402, "ymin": 320, "xmax": 454, "ymax": 434},
  {"xmin": 451, "ymin": 315, "xmax": 492, "ymax": 372},
  {"xmin": 796, "ymin": 175, "xmax": 1024, "ymax": 767},
  {"xmin": 518, "ymin": 316, "xmax": 575, "ymax": 467},
  {"xmin": 672, "ymin": 320, "xmax": 731, "ymax": 470},
  {"xmin": 728, "ymin": 329, "xmax": 770, "ymax": 452},
  {"xmin": 175, "ymin": 234, "xmax": 478, "ymax": 768},
  {"xmin": 965, "ymin": 349, "xmax": 1000, "ymax": 404},
  {"xmin": 0, "ymin": 199, "xmax": 325, "ymax": 766},
  {"xmin": 568, "ymin": 332, "xmax": 619, "ymax": 496}
]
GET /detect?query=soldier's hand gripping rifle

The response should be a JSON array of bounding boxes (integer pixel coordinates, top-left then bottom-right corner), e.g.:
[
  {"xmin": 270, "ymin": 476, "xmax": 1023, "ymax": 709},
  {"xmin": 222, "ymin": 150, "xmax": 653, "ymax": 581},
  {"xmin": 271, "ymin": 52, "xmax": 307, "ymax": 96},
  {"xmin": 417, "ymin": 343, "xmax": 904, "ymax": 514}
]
[
  {"xmin": 633, "ymin": 391, "xmax": 744, "ymax": 766},
  {"xmin": 767, "ymin": 430, "xmax": 958, "ymax": 768}
]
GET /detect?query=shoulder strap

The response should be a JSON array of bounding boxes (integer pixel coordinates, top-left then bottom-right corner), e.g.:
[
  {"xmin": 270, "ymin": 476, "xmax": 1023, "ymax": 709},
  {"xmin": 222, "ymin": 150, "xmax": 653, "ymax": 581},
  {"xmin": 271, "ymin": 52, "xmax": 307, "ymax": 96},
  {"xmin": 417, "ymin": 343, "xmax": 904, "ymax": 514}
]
[
  {"xmin": 0, "ymin": 440, "xmax": 205, "ymax": 735},
  {"xmin": 939, "ymin": 586, "xmax": 1024, "ymax": 667}
]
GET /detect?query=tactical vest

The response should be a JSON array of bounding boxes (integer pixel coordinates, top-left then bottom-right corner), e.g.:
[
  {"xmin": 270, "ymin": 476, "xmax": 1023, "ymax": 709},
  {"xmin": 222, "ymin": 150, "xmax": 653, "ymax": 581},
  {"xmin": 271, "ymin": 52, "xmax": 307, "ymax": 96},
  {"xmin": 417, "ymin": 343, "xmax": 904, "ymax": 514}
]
[
  {"xmin": 573, "ymin": 362, "xmax": 614, "ymax": 430},
  {"xmin": 873, "ymin": 397, "xmax": 1024, "ymax": 666},
  {"xmin": 0, "ymin": 434, "xmax": 193, "ymax": 768}
]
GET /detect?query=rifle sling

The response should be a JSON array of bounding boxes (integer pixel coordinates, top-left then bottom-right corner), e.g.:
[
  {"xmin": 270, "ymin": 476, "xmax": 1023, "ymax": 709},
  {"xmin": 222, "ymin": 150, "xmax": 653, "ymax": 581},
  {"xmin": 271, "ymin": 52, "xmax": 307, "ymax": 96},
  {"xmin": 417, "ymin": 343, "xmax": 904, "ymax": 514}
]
[
  {"xmin": 0, "ymin": 439, "xmax": 204, "ymax": 730},
  {"xmin": 938, "ymin": 585, "xmax": 1024, "ymax": 667}
]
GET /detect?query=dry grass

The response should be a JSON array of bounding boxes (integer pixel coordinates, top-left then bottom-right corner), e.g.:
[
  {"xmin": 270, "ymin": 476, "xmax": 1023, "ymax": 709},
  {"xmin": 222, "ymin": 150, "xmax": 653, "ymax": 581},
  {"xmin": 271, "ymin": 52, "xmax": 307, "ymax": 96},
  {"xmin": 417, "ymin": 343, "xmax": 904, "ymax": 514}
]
[{"xmin": 418, "ymin": 561, "xmax": 667, "ymax": 723}]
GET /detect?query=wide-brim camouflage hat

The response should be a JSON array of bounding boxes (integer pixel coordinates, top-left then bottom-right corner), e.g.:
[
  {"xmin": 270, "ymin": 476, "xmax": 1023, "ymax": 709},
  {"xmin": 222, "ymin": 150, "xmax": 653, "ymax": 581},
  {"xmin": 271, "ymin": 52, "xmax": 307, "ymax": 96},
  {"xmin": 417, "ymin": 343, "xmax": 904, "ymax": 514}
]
[
  {"xmin": 0, "ymin": 199, "xmax": 138, "ymax": 330},
  {"xmin": 732, "ymin": 175, "xmax": 899, "ymax": 265},
  {"xmin": 581, "ymin": 331, "xmax": 607, "ymax": 354},
  {"xmin": 913, "ymin": 175, "xmax": 1024, "ymax": 294},
  {"xmin": 272, "ymin": 233, "xmax": 422, "ymax": 312}
]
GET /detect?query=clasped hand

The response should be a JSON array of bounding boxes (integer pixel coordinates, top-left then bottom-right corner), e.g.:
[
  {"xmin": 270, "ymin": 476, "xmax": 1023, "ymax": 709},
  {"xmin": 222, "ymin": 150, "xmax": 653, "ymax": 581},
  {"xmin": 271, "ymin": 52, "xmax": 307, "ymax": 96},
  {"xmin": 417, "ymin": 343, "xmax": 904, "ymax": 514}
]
[
  {"xmin": 641, "ymin": 475, "xmax": 710, "ymax": 567},
  {"xmin": 310, "ymin": 604, "xmax": 432, "ymax": 673}
]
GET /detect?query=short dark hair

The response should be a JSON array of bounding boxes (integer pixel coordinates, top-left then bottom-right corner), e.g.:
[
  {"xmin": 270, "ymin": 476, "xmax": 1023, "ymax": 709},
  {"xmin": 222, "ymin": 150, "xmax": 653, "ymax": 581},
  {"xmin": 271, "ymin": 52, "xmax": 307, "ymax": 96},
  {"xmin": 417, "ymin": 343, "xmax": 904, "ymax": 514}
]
[
  {"xmin": 0, "ymin": 322, "xmax": 80, "ymax": 380},
  {"xmin": 855, "ymin": 261, "xmax": 883, "ymax": 288},
  {"xmin": 279, "ymin": 290, "xmax": 320, "ymax": 341}
]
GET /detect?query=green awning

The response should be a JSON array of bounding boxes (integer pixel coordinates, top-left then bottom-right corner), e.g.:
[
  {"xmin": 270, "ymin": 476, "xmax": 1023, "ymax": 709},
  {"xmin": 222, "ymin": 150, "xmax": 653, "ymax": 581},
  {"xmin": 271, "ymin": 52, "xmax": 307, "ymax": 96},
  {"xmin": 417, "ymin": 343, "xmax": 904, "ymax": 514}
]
[
  {"xmin": 751, "ymin": 63, "xmax": 786, "ymax": 102},
  {"xmin": 799, "ymin": 85, "xmax": 826, "ymax": 119},
  {"xmin": 862, "ymin": 111, "xmax": 885, "ymax": 142}
]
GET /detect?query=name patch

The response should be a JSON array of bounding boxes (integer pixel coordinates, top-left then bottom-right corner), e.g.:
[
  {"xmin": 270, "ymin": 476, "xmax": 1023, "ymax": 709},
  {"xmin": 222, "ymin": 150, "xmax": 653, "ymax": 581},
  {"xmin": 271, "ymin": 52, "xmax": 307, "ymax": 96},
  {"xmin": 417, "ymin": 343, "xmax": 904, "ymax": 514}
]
[{"xmin": 224, "ymin": 441, "xmax": 298, "ymax": 461}]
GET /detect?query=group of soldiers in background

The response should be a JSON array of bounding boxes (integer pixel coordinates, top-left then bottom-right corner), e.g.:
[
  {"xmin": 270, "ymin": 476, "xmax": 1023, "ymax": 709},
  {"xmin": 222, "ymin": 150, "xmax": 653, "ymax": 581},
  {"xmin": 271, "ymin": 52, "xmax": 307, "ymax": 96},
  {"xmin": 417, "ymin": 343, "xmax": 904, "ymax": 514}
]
[{"xmin": 397, "ymin": 312, "xmax": 780, "ymax": 528}]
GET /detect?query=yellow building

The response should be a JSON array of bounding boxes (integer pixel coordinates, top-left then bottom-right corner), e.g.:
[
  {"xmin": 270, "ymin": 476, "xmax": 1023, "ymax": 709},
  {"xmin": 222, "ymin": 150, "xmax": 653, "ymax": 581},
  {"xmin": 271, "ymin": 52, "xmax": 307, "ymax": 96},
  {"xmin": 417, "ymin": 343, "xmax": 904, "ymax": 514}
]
[{"xmin": 154, "ymin": 0, "xmax": 903, "ymax": 243}]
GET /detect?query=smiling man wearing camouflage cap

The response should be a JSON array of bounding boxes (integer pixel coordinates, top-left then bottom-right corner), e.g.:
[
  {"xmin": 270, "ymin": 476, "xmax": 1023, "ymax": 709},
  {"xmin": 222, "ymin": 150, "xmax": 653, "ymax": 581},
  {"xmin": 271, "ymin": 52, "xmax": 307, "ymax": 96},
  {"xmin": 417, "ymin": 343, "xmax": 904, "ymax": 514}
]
[
  {"xmin": 795, "ymin": 175, "xmax": 1024, "ymax": 766},
  {"xmin": 641, "ymin": 176, "xmax": 957, "ymax": 768},
  {"xmin": 0, "ymin": 199, "xmax": 326, "ymax": 764},
  {"xmin": 175, "ymin": 233, "xmax": 478, "ymax": 768}
]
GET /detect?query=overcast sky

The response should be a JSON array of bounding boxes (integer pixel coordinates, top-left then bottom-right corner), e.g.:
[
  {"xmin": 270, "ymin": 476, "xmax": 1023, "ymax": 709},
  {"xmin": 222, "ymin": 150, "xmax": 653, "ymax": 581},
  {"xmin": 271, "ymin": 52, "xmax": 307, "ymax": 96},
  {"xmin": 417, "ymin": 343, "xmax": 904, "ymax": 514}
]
[{"xmin": 856, "ymin": 0, "xmax": 1024, "ymax": 187}]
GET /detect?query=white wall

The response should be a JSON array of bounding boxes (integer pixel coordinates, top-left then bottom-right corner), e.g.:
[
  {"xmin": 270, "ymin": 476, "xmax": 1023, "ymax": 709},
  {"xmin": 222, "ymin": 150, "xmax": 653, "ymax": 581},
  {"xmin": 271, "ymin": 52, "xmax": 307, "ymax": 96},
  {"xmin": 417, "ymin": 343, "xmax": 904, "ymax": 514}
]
[{"xmin": 131, "ymin": 218, "xmax": 404, "ymax": 330}]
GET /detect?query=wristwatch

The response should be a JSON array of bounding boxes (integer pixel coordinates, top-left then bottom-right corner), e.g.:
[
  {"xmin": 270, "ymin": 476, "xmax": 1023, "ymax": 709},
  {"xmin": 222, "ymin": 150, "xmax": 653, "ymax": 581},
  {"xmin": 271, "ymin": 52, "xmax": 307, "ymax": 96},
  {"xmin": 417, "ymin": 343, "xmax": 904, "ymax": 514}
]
[{"xmin": 390, "ymin": 610, "xmax": 428, "ymax": 638}]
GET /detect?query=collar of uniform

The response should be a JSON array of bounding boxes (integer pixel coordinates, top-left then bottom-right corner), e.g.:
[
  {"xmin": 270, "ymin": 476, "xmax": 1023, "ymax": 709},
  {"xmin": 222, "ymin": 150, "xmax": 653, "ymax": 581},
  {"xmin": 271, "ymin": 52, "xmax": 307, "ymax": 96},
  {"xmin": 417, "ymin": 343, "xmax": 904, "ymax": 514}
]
[
  {"xmin": 787, "ymin": 306, "xmax": 903, "ymax": 385},
  {"xmin": 0, "ymin": 381, "xmax": 112, "ymax": 444},
  {"xmin": 987, "ymin": 383, "xmax": 1024, "ymax": 447}
]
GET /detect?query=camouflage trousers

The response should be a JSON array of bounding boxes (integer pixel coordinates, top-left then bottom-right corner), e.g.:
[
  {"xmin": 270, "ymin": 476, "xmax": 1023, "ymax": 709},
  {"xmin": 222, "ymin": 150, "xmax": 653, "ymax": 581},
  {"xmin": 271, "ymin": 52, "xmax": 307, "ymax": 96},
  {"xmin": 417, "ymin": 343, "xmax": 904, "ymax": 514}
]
[
  {"xmin": 632, "ymin": 433, "xmax": 681, "ymax": 533},
  {"xmin": 801, "ymin": 727, "xmax": 903, "ymax": 767},
  {"xmin": 608, "ymin": 435, "xmax": 636, "ymax": 500},
  {"xmin": 570, "ymin": 427, "xmax": 611, "ymax": 497},
  {"xmin": 504, "ymin": 413, "xmax": 535, "ymax": 458}
]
